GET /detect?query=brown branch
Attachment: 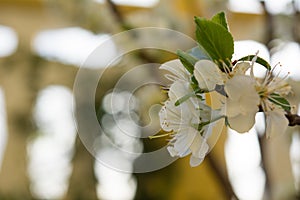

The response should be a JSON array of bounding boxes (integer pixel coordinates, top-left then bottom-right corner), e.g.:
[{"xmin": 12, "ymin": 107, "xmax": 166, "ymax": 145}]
[
  {"xmin": 260, "ymin": 0, "xmax": 275, "ymax": 47},
  {"xmin": 106, "ymin": 0, "xmax": 132, "ymax": 30},
  {"xmin": 285, "ymin": 111, "xmax": 300, "ymax": 126},
  {"xmin": 259, "ymin": 105, "xmax": 300, "ymax": 126},
  {"xmin": 105, "ymin": 0, "xmax": 162, "ymax": 78}
]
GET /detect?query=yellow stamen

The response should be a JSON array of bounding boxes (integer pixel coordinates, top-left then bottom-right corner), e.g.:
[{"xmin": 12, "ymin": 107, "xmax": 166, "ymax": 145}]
[{"xmin": 148, "ymin": 131, "xmax": 173, "ymax": 139}]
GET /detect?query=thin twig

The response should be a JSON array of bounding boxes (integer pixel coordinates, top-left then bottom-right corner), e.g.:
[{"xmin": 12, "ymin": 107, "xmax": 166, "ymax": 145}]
[
  {"xmin": 106, "ymin": 0, "xmax": 123, "ymax": 22},
  {"xmin": 105, "ymin": 0, "xmax": 162, "ymax": 77},
  {"xmin": 106, "ymin": 0, "xmax": 132, "ymax": 30},
  {"xmin": 105, "ymin": 0, "xmax": 158, "ymax": 62},
  {"xmin": 260, "ymin": 0, "xmax": 274, "ymax": 46}
]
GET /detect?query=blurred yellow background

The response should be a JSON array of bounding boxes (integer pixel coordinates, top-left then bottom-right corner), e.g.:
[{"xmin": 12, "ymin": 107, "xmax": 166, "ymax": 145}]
[{"xmin": 0, "ymin": 0, "xmax": 300, "ymax": 199}]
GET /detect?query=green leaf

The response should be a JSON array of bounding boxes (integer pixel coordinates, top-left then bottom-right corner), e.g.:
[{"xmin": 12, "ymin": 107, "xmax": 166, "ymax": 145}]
[
  {"xmin": 194, "ymin": 17, "xmax": 234, "ymax": 67},
  {"xmin": 177, "ymin": 49, "xmax": 198, "ymax": 74},
  {"xmin": 188, "ymin": 46, "xmax": 211, "ymax": 60},
  {"xmin": 269, "ymin": 93, "xmax": 291, "ymax": 112},
  {"xmin": 211, "ymin": 11, "xmax": 228, "ymax": 31},
  {"xmin": 175, "ymin": 93, "xmax": 195, "ymax": 106},
  {"xmin": 238, "ymin": 55, "xmax": 271, "ymax": 70}
]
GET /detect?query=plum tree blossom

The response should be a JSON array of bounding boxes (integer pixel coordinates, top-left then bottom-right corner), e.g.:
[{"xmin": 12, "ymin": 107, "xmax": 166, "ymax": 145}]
[
  {"xmin": 194, "ymin": 60, "xmax": 251, "ymax": 92},
  {"xmin": 223, "ymin": 75, "xmax": 260, "ymax": 132},
  {"xmin": 157, "ymin": 64, "xmax": 216, "ymax": 166},
  {"xmin": 152, "ymin": 11, "xmax": 296, "ymax": 167},
  {"xmin": 194, "ymin": 60, "xmax": 225, "ymax": 91},
  {"xmin": 160, "ymin": 59, "xmax": 191, "ymax": 82},
  {"xmin": 159, "ymin": 99, "xmax": 210, "ymax": 167},
  {"xmin": 250, "ymin": 60, "xmax": 291, "ymax": 138}
]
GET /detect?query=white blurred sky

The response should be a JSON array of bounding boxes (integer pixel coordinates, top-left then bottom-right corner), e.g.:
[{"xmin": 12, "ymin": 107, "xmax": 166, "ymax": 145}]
[
  {"xmin": 0, "ymin": 25, "xmax": 18, "ymax": 57},
  {"xmin": 32, "ymin": 27, "xmax": 119, "ymax": 69},
  {"xmin": 229, "ymin": 0, "xmax": 295, "ymax": 14}
]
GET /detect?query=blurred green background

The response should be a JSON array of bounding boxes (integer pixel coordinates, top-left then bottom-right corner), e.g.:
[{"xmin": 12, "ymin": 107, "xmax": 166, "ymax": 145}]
[{"xmin": 0, "ymin": 0, "xmax": 300, "ymax": 199}]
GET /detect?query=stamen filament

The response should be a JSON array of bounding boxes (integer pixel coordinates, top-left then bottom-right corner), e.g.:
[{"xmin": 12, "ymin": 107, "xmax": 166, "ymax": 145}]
[{"xmin": 149, "ymin": 132, "xmax": 172, "ymax": 139}]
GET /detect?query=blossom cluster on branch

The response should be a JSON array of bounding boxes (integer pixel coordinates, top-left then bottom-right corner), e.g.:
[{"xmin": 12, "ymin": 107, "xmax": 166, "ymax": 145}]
[{"xmin": 152, "ymin": 12, "xmax": 295, "ymax": 167}]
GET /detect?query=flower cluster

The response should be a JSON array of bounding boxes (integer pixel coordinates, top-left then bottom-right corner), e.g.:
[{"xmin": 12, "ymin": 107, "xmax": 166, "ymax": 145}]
[
  {"xmin": 151, "ymin": 12, "xmax": 293, "ymax": 167},
  {"xmin": 158, "ymin": 59, "xmax": 220, "ymax": 167}
]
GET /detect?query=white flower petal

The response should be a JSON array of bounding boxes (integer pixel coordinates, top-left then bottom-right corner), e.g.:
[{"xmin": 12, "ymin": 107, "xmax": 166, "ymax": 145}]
[
  {"xmin": 160, "ymin": 59, "xmax": 190, "ymax": 81},
  {"xmin": 173, "ymin": 127, "xmax": 197, "ymax": 157},
  {"xmin": 224, "ymin": 98, "xmax": 241, "ymax": 117},
  {"xmin": 159, "ymin": 105, "xmax": 173, "ymax": 132},
  {"xmin": 167, "ymin": 146, "xmax": 177, "ymax": 157},
  {"xmin": 166, "ymin": 128, "xmax": 195, "ymax": 158},
  {"xmin": 228, "ymin": 111, "xmax": 257, "ymax": 133},
  {"xmin": 190, "ymin": 156, "xmax": 205, "ymax": 167},
  {"xmin": 232, "ymin": 62, "xmax": 250, "ymax": 75},
  {"xmin": 239, "ymin": 93, "xmax": 260, "ymax": 114},
  {"xmin": 194, "ymin": 60, "xmax": 224, "ymax": 91},
  {"xmin": 224, "ymin": 75, "xmax": 246, "ymax": 100},
  {"xmin": 265, "ymin": 108, "xmax": 289, "ymax": 138},
  {"xmin": 190, "ymin": 134, "xmax": 209, "ymax": 159},
  {"xmin": 159, "ymin": 100, "xmax": 187, "ymax": 132},
  {"xmin": 168, "ymin": 81, "xmax": 203, "ymax": 121},
  {"xmin": 223, "ymin": 75, "xmax": 260, "ymax": 133},
  {"xmin": 224, "ymin": 92, "xmax": 260, "ymax": 118},
  {"xmin": 168, "ymin": 81, "xmax": 191, "ymax": 103}
]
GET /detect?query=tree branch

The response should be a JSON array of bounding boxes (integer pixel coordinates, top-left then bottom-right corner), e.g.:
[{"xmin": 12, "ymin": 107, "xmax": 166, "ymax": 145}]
[
  {"xmin": 106, "ymin": 0, "xmax": 132, "ymax": 30},
  {"xmin": 105, "ymin": 0, "xmax": 163, "ymax": 78},
  {"xmin": 285, "ymin": 112, "xmax": 300, "ymax": 126},
  {"xmin": 259, "ymin": 105, "xmax": 300, "ymax": 127}
]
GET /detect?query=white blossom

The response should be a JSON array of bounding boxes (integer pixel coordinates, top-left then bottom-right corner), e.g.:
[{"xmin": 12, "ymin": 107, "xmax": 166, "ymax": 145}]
[
  {"xmin": 160, "ymin": 59, "xmax": 191, "ymax": 82},
  {"xmin": 251, "ymin": 59, "xmax": 291, "ymax": 137},
  {"xmin": 194, "ymin": 60, "xmax": 251, "ymax": 91},
  {"xmin": 194, "ymin": 59, "xmax": 259, "ymax": 133},
  {"xmin": 159, "ymin": 80, "xmax": 212, "ymax": 167},
  {"xmin": 265, "ymin": 108, "xmax": 289, "ymax": 138},
  {"xmin": 194, "ymin": 60, "xmax": 225, "ymax": 91},
  {"xmin": 194, "ymin": 57, "xmax": 291, "ymax": 137},
  {"xmin": 158, "ymin": 49, "xmax": 292, "ymax": 169},
  {"xmin": 223, "ymin": 75, "xmax": 260, "ymax": 133}
]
